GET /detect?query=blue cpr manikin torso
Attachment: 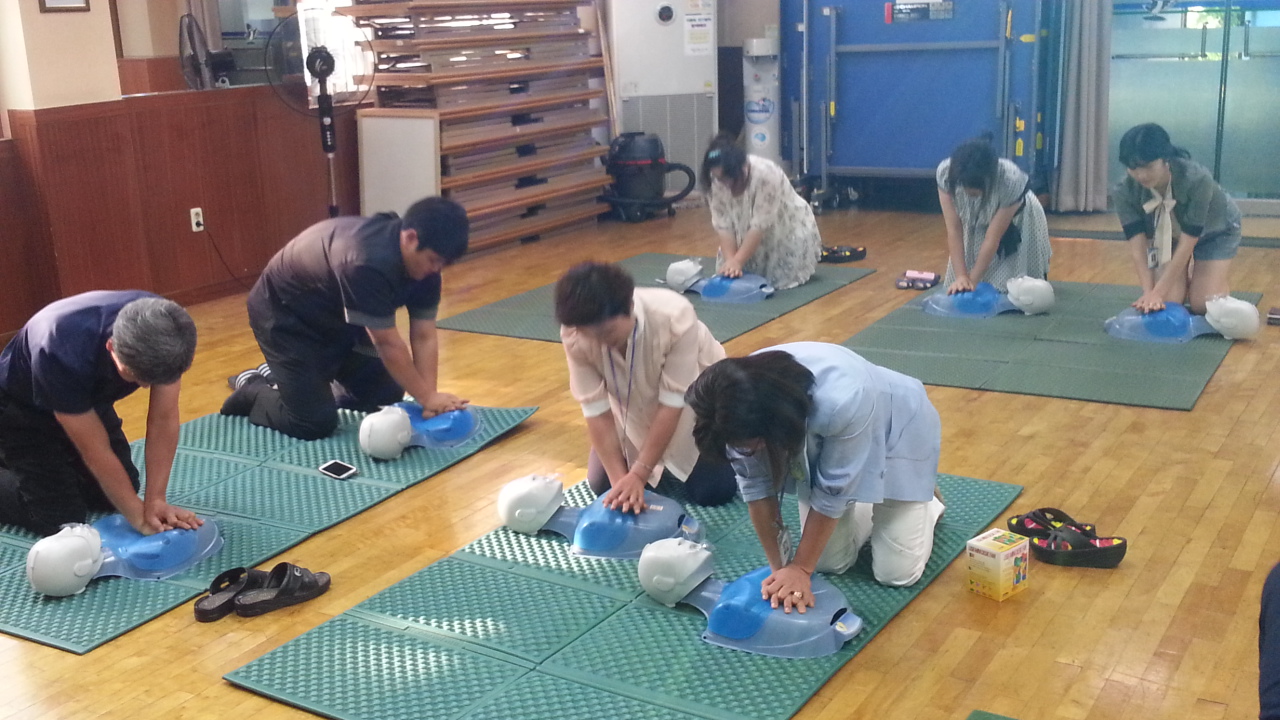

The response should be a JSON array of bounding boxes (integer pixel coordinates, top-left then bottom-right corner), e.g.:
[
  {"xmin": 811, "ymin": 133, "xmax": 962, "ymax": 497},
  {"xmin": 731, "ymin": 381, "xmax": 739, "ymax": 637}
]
[
  {"xmin": 93, "ymin": 514, "xmax": 223, "ymax": 580},
  {"xmin": 538, "ymin": 490, "xmax": 702, "ymax": 559},
  {"xmin": 921, "ymin": 282, "xmax": 1021, "ymax": 318}
]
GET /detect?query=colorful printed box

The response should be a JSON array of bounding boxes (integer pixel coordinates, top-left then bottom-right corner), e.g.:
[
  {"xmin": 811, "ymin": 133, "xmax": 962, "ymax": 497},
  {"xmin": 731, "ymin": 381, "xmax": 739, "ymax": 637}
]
[{"xmin": 965, "ymin": 528, "xmax": 1030, "ymax": 601}]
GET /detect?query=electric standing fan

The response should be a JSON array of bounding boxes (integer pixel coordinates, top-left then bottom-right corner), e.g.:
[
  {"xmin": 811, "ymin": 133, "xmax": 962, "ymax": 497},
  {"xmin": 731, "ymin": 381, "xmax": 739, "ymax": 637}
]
[
  {"xmin": 264, "ymin": 6, "xmax": 374, "ymax": 217},
  {"xmin": 179, "ymin": 12, "xmax": 214, "ymax": 90}
]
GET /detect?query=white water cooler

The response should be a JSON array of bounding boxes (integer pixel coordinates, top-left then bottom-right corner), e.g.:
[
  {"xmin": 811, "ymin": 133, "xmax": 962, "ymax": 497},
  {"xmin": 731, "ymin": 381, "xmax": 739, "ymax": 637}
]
[{"xmin": 743, "ymin": 37, "xmax": 781, "ymax": 164}]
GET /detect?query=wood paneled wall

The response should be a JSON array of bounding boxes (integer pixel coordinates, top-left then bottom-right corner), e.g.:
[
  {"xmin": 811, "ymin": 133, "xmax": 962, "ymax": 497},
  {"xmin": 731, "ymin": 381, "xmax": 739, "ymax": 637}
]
[
  {"xmin": 0, "ymin": 140, "xmax": 58, "ymax": 340},
  {"xmin": 3, "ymin": 85, "xmax": 359, "ymax": 336},
  {"xmin": 117, "ymin": 57, "xmax": 188, "ymax": 96}
]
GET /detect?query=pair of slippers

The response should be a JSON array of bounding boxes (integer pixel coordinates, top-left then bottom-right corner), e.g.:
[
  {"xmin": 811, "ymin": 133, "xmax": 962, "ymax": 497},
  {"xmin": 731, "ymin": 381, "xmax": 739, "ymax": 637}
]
[
  {"xmin": 194, "ymin": 562, "xmax": 332, "ymax": 622},
  {"xmin": 895, "ymin": 271, "xmax": 940, "ymax": 290},
  {"xmin": 1007, "ymin": 507, "xmax": 1127, "ymax": 569},
  {"xmin": 820, "ymin": 245, "xmax": 866, "ymax": 264}
]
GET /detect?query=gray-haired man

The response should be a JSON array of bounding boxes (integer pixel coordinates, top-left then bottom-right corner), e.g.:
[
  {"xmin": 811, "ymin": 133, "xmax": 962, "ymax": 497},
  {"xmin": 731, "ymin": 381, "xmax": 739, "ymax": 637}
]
[{"xmin": 0, "ymin": 291, "xmax": 202, "ymax": 536}]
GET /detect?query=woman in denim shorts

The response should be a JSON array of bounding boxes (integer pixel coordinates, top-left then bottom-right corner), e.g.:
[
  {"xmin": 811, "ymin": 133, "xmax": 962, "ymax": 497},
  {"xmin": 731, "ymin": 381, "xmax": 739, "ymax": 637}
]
[{"xmin": 1112, "ymin": 123, "xmax": 1242, "ymax": 315}]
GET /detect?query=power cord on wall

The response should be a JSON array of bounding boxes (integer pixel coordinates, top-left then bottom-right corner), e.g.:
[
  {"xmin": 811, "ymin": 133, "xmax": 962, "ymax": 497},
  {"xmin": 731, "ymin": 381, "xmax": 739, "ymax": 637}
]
[{"xmin": 199, "ymin": 222, "xmax": 257, "ymax": 293}]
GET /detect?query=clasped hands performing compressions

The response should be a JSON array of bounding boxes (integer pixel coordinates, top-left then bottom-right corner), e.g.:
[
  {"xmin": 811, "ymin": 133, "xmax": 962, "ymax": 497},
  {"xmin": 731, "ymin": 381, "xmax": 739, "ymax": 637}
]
[{"xmin": 763, "ymin": 563, "xmax": 816, "ymax": 614}]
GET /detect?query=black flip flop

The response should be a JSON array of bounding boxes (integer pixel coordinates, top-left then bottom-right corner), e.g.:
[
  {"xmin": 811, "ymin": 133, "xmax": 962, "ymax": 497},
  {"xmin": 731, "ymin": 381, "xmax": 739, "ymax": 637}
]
[
  {"xmin": 1007, "ymin": 507, "xmax": 1097, "ymax": 539},
  {"xmin": 233, "ymin": 562, "xmax": 331, "ymax": 617},
  {"xmin": 1029, "ymin": 524, "xmax": 1127, "ymax": 569},
  {"xmin": 194, "ymin": 567, "xmax": 271, "ymax": 622},
  {"xmin": 820, "ymin": 245, "xmax": 867, "ymax": 263}
]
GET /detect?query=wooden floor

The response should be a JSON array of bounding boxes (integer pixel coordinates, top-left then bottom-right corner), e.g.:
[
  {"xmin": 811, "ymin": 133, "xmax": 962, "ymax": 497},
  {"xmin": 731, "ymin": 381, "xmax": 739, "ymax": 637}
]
[{"xmin": 3, "ymin": 205, "xmax": 1279, "ymax": 720}]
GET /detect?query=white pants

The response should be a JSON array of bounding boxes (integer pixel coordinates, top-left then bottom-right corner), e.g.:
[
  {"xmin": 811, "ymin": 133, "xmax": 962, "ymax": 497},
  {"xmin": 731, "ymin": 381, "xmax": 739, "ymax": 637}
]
[{"xmin": 799, "ymin": 496, "xmax": 946, "ymax": 587}]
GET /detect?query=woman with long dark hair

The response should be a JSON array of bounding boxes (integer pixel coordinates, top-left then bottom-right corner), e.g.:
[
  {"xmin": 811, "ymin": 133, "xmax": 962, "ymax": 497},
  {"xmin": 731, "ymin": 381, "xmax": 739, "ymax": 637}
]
[
  {"xmin": 700, "ymin": 134, "xmax": 822, "ymax": 289},
  {"xmin": 1113, "ymin": 123, "xmax": 1241, "ymax": 314},
  {"xmin": 937, "ymin": 137, "xmax": 1051, "ymax": 293},
  {"xmin": 686, "ymin": 342, "xmax": 944, "ymax": 613}
]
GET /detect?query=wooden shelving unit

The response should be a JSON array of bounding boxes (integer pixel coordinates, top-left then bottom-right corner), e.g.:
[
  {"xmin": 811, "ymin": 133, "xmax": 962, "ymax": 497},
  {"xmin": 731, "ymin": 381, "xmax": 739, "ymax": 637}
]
[{"xmin": 346, "ymin": 0, "xmax": 611, "ymax": 252}]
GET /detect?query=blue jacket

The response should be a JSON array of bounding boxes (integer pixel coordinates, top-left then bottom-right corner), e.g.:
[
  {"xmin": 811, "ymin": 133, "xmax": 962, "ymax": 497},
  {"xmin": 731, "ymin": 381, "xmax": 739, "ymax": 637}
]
[{"xmin": 729, "ymin": 342, "xmax": 940, "ymax": 517}]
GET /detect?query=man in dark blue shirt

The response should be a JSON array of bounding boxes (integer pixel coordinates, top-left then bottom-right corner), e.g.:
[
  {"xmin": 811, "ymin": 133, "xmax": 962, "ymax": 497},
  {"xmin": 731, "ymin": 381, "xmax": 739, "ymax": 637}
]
[
  {"xmin": 0, "ymin": 292, "xmax": 202, "ymax": 536},
  {"xmin": 221, "ymin": 196, "xmax": 471, "ymax": 440}
]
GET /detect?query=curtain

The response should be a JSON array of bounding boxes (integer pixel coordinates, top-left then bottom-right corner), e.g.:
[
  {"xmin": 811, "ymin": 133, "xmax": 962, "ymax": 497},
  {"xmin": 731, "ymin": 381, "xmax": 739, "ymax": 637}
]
[{"xmin": 1052, "ymin": 0, "xmax": 1111, "ymax": 212}]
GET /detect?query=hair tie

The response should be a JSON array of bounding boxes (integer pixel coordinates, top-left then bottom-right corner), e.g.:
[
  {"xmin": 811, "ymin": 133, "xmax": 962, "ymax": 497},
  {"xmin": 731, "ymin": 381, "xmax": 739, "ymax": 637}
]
[{"xmin": 707, "ymin": 149, "xmax": 721, "ymax": 160}]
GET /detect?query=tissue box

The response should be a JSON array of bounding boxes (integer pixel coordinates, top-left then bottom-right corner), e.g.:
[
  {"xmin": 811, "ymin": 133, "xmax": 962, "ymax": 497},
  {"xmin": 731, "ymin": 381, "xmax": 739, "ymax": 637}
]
[{"xmin": 966, "ymin": 528, "xmax": 1029, "ymax": 601}]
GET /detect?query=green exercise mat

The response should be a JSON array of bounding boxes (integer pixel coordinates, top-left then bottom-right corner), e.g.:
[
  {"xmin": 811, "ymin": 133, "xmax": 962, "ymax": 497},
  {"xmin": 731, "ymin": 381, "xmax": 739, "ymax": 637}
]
[
  {"xmin": 0, "ymin": 405, "xmax": 535, "ymax": 654},
  {"xmin": 437, "ymin": 253, "xmax": 875, "ymax": 343},
  {"xmin": 966, "ymin": 712, "xmax": 1020, "ymax": 720},
  {"xmin": 843, "ymin": 282, "xmax": 1262, "ymax": 410},
  {"xmin": 226, "ymin": 473, "xmax": 1021, "ymax": 720}
]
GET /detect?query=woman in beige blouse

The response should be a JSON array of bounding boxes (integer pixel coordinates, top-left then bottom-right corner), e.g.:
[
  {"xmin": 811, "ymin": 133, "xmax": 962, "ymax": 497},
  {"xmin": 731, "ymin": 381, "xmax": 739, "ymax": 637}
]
[{"xmin": 556, "ymin": 262, "xmax": 737, "ymax": 514}]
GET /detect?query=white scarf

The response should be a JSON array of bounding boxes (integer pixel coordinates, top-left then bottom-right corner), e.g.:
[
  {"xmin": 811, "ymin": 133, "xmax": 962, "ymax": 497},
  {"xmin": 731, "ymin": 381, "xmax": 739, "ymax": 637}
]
[{"xmin": 1142, "ymin": 186, "xmax": 1176, "ymax": 267}]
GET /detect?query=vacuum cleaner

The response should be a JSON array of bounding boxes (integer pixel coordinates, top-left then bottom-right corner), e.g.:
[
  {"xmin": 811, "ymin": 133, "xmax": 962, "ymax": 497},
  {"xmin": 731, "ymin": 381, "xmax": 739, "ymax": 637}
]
[{"xmin": 603, "ymin": 132, "xmax": 696, "ymax": 223}]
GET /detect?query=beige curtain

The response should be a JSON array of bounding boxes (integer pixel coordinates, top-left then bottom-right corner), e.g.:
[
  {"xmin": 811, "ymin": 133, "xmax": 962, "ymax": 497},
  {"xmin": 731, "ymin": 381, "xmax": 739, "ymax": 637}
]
[
  {"xmin": 1052, "ymin": 0, "xmax": 1111, "ymax": 212},
  {"xmin": 187, "ymin": 0, "xmax": 223, "ymax": 51}
]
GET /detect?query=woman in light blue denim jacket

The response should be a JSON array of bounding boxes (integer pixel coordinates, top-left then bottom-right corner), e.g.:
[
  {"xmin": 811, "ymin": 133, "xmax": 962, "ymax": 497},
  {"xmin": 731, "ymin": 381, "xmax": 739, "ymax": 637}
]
[{"xmin": 686, "ymin": 342, "xmax": 945, "ymax": 614}]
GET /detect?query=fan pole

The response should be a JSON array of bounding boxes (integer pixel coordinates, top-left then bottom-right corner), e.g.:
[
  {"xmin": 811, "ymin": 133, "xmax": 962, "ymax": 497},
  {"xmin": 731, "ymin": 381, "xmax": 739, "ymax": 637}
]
[
  {"xmin": 319, "ymin": 84, "xmax": 339, "ymax": 218},
  {"xmin": 308, "ymin": 47, "xmax": 341, "ymax": 218}
]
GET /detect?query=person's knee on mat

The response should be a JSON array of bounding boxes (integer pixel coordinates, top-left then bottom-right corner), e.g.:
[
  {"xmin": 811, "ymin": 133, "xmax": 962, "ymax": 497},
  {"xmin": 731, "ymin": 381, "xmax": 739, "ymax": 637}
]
[
  {"xmin": 683, "ymin": 476, "xmax": 736, "ymax": 507},
  {"xmin": 873, "ymin": 565, "xmax": 926, "ymax": 588},
  {"xmin": 284, "ymin": 414, "xmax": 339, "ymax": 441}
]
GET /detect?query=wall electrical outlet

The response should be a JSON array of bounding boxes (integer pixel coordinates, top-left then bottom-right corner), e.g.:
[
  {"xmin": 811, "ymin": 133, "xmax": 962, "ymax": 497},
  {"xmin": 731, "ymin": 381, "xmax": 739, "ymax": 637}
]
[{"xmin": 190, "ymin": 207, "xmax": 205, "ymax": 232}]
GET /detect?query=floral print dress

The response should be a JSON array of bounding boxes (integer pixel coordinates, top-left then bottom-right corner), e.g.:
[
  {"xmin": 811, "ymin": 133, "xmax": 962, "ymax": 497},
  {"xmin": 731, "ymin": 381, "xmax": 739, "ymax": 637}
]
[{"xmin": 708, "ymin": 155, "xmax": 822, "ymax": 290}]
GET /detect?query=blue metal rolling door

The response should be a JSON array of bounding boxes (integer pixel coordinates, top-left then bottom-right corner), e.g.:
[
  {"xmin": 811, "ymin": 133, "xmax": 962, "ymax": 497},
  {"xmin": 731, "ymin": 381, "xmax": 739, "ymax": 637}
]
[{"xmin": 781, "ymin": 1, "xmax": 1043, "ymax": 180}]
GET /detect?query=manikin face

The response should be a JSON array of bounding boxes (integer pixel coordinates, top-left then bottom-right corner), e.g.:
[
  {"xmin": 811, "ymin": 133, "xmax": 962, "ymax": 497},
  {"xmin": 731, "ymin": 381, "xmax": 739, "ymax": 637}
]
[
  {"xmin": 1126, "ymin": 158, "xmax": 1171, "ymax": 190},
  {"xmin": 638, "ymin": 537, "xmax": 714, "ymax": 606}
]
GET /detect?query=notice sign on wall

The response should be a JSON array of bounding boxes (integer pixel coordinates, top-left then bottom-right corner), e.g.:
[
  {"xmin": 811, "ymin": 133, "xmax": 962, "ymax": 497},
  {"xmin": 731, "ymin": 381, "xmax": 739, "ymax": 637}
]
[
  {"xmin": 890, "ymin": 1, "xmax": 955, "ymax": 22},
  {"xmin": 685, "ymin": 0, "xmax": 713, "ymax": 56}
]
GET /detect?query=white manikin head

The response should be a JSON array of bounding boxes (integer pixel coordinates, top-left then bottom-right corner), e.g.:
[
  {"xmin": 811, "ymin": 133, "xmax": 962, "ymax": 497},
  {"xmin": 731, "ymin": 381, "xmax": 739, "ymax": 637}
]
[
  {"xmin": 359, "ymin": 406, "xmax": 413, "ymax": 460},
  {"xmin": 496, "ymin": 474, "xmax": 565, "ymax": 535},
  {"xmin": 638, "ymin": 537, "xmax": 715, "ymax": 607},
  {"xmin": 1204, "ymin": 295, "xmax": 1261, "ymax": 339},
  {"xmin": 665, "ymin": 258, "xmax": 705, "ymax": 293},
  {"xmin": 26, "ymin": 524, "xmax": 104, "ymax": 597},
  {"xmin": 1005, "ymin": 276, "xmax": 1056, "ymax": 315}
]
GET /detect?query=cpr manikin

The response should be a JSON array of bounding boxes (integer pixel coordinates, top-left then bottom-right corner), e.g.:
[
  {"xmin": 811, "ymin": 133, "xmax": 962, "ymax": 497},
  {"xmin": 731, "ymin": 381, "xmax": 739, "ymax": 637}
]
[
  {"xmin": 1204, "ymin": 294, "xmax": 1260, "ymax": 339},
  {"xmin": 665, "ymin": 258, "xmax": 775, "ymax": 304},
  {"xmin": 496, "ymin": 474, "xmax": 701, "ymax": 559},
  {"xmin": 637, "ymin": 538, "xmax": 863, "ymax": 658},
  {"xmin": 359, "ymin": 402, "xmax": 481, "ymax": 460},
  {"xmin": 922, "ymin": 277, "xmax": 1055, "ymax": 318},
  {"xmin": 27, "ymin": 515, "xmax": 222, "ymax": 597},
  {"xmin": 1005, "ymin": 276, "xmax": 1056, "ymax": 315}
]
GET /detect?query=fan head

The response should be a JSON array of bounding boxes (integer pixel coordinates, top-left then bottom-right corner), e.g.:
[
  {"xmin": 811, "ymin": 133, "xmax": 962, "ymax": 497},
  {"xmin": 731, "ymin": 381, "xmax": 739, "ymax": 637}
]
[{"xmin": 264, "ymin": 8, "xmax": 373, "ymax": 115}]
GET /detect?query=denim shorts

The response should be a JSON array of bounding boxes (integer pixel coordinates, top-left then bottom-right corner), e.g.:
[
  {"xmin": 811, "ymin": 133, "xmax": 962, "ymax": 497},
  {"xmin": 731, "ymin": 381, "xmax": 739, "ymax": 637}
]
[{"xmin": 1190, "ymin": 226, "xmax": 1242, "ymax": 261}]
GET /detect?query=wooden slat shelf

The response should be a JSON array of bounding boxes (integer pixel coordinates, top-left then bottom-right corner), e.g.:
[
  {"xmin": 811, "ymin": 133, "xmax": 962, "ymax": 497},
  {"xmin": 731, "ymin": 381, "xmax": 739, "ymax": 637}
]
[
  {"xmin": 441, "ymin": 145, "xmax": 606, "ymax": 190},
  {"xmin": 440, "ymin": 113, "xmax": 608, "ymax": 154},
  {"xmin": 462, "ymin": 170, "xmax": 611, "ymax": 219},
  {"xmin": 436, "ymin": 88, "xmax": 602, "ymax": 123},
  {"xmin": 369, "ymin": 29, "xmax": 588, "ymax": 53},
  {"xmin": 341, "ymin": 1, "xmax": 588, "ymax": 18},
  {"xmin": 468, "ymin": 201, "xmax": 606, "ymax": 251},
  {"xmin": 366, "ymin": 57, "xmax": 603, "ymax": 87},
  {"xmin": 355, "ymin": 0, "xmax": 607, "ymax": 253}
]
